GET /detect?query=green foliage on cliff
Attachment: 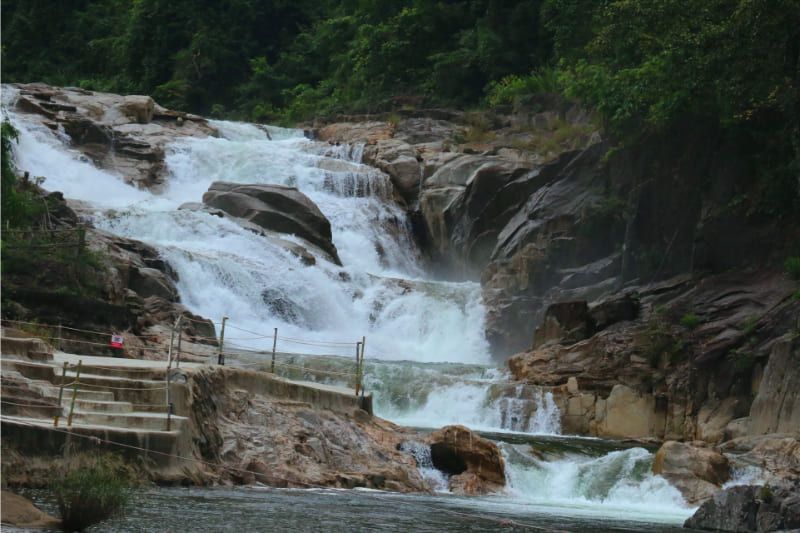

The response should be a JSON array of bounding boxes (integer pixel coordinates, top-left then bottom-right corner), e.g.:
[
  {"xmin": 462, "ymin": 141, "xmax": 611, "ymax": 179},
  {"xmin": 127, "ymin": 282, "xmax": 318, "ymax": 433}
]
[
  {"xmin": 1, "ymin": 122, "xmax": 49, "ymax": 228},
  {"xmin": 1, "ymin": 1, "xmax": 551, "ymax": 119},
  {"xmin": 2, "ymin": 0, "xmax": 798, "ymax": 212}
]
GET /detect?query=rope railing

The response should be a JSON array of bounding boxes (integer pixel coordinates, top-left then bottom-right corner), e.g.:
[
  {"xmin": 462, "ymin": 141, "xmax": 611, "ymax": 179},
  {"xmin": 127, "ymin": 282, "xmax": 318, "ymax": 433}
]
[
  {"xmin": 3, "ymin": 316, "xmax": 371, "ymax": 396},
  {"xmin": 1, "ymin": 226, "xmax": 82, "ymax": 234}
]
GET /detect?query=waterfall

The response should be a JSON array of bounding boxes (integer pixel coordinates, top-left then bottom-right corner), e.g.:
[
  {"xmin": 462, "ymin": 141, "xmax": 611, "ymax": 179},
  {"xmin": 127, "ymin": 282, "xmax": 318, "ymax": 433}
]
[
  {"xmin": 501, "ymin": 444, "xmax": 694, "ymax": 522},
  {"xmin": 1, "ymin": 98, "xmax": 567, "ymax": 437},
  {"xmin": 399, "ymin": 441, "xmax": 449, "ymax": 492},
  {"xmin": 5, "ymin": 93, "xmax": 699, "ymax": 523}
]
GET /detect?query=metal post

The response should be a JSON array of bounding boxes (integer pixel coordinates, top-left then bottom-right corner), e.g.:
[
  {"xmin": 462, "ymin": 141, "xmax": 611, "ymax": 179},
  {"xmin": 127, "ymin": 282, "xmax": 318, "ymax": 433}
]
[
  {"xmin": 167, "ymin": 319, "xmax": 176, "ymax": 370},
  {"xmin": 175, "ymin": 316, "xmax": 183, "ymax": 368},
  {"xmin": 360, "ymin": 336, "xmax": 367, "ymax": 397},
  {"xmin": 217, "ymin": 316, "xmax": 228, "ymax": 365},
  {"xmin": 56, "ymin": 323, "xmax": 62, "ymax": 351},
  {"xmin": 53, "ymin": 362, "xmax": 68, "ymax": 427},
  {"xmin": 166, "ymin": 370, "xmax": 172, "ymax": 432},
  {"xmin": 165, "ymin": 317, "xmax": 180, "ymax": 430},
  {"xmin": 354, "ymin": 342, "xmax": 362, "ymax": 396},
  {"xmin": 67, "ymin": 360, "xmax": 82, "ymax": 427},
  {"xmin": 270, "ymin": 328, "xmax": 278, "ymax": 373}
]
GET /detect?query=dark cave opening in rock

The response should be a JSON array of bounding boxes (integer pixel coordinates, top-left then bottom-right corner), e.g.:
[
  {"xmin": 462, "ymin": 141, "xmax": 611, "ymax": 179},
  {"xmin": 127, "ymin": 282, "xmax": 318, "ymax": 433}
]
[{"xmin": 430, "ymin": 443, "xmax": 467, "ymax": 476}]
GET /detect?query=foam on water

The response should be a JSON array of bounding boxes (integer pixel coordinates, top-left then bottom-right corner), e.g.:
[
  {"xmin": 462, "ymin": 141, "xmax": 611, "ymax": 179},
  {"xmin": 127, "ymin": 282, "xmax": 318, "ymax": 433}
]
[
  {"xmin": 387, "ymin": 381, "xmax": 562, "ymax": 435},
  {"xmin": 502, "ymin": 445, "xmax": 695, "ymax": 523}
]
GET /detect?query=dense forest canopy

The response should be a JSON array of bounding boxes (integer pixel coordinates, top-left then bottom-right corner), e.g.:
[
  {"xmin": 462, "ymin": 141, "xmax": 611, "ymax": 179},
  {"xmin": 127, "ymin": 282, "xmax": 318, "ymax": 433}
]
[{"xmin": 2, "ymin": 0, "xmax": 799, "ymax": 213}]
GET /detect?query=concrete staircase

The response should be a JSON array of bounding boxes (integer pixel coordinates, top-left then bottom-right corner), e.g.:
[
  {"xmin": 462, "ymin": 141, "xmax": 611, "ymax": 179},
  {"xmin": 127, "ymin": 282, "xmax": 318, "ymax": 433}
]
[{"xmin": 1, "ymin": 333, "xmax": 192, "ymax": 466}]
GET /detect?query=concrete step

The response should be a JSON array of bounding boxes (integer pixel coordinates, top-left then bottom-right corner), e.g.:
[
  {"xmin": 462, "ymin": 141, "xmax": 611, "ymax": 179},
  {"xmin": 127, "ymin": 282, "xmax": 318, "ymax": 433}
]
[
  {"xmin": 68, "ymin": 410, "xmax": 187, "ymax": 431},
  {"xmin": 59, "ymin": 370, "xmax": 166, "ymax": 388},
  {"xmin": 1, "ymin": 359, "xmax": 59, "ymax": 382},
  {"xmin": 0, "ymin": 335, "xmax": 54, "ymax": 361},
  {"xmin": 61, "ymin": 363, "xmax": 167, "ymax": 380},
  {"xmin": 48, "ymin": 388, "xmax": 116, "ymax": 402},
  {"xmin": 61, "ymin": 398, "xmax": 134, "ymax": 413},
  {"xmin": 0, "ymin": 396, "xmax": 61, "ymax": 418},
  {"xmin": 57, "ymin": 371, "xmax": 168, "ymax": 405},
  {"xmin": 2, "ymin": 414, "xmax": 181, "ymax": 438}
]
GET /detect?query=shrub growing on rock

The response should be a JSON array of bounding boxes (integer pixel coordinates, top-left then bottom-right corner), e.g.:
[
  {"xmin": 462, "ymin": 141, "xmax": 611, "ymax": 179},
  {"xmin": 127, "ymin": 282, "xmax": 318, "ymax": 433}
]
[{"xmin": 51, "ymin": 457, "xmax": 131, "ymax": 532}]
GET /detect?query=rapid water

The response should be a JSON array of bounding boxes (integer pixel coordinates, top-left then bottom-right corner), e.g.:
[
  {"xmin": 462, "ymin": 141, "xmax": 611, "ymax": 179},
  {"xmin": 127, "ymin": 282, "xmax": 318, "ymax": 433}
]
[{"xmin": 3, "ymin": 90, "xmax": 696, "ymax": 525}]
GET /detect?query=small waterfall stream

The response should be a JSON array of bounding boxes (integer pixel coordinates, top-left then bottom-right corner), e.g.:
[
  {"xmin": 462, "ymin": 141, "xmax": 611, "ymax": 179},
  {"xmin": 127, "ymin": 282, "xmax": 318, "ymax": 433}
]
[{"xmin": 3, "ymin": 93, "xmax": 696, "ymax": 525}]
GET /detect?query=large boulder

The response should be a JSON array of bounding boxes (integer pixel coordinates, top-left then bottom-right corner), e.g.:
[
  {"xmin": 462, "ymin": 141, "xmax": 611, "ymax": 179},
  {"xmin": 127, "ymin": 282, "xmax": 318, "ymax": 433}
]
[
  {"xmin": 129, "ymin": 266, "xmax": 178, "ymax": 301},
  {"xmin": 117, "ymin": 95, "xmax": 155, "ymax": 124},
  {"xmin": 202, "ymin": 182, "xmax": 341, "ymax": 264},
  {"xmin": 1, "ymin": 491, "xmax": 61, "ymax": 529},
  {"xmin": 685, "ymin": 485, "xmax": 800, "ymax": 532},
  {"xmin": 362, "ymin": 139, "xmax": 421, "ymax": 202},
  {"xmin": 594, "ymin": 384, "xmax": 663, "ymax": 439},
  {"xmin": 426, "ymin": 425, "xmax": 505, "ymax": 495},
  {"xmin": 651, "ymin": 441, "xmax": 729, "ymax": 504}
]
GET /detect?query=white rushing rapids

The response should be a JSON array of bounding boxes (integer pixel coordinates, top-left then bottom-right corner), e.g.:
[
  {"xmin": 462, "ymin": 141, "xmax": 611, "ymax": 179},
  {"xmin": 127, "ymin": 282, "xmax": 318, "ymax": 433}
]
[
  {"xmin": 4, "ymin": 95, "xmax": 695, "ymax": 523},
  {"xmin": 498, "ymin": 444, "xmax": 695, "ymax": 523},
  {"xmin": 5, "ymin": 108, "xmax": 489, "ymax": 364}
]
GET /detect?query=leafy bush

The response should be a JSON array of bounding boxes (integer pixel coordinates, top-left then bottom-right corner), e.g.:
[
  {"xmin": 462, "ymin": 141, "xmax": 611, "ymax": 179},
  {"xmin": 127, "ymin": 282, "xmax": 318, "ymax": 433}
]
[
  {"xmin": 51, "ymin": 460, "xmax": 130, "ymax": 532},
  {"xmin": 486, "ymin": 68, "xmax": 562, "ymax": 108},
  {"xmin": 680, "ymin": 313, "xmax": 701, "ymax": 329},
  {"xmin": 785, "ymin": 256, "xmax": 800, "ymax": 281}
]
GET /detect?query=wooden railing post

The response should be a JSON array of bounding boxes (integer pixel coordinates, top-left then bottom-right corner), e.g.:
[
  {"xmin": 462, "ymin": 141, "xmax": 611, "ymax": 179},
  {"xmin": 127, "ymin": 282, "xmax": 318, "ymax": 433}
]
[
  {"xmin": 359, "ymin": 336, "xmax": 367, "ymax": 397},
  {"xmin": 53, "ymin": 362, "xmax": 68, "ymax": 427},
  {"xmin": 66, "ymin": 360, "xmax": 82, "ymax": 427},
  {"xmin": 217, "ymin": 316, "xmax": 228, "ymax": 365},
  {"xmin": 270, "ymin": 328, "xmax": 278, "ymax": 373},
  {"xmin": 176, "ymin": 317, "xmax": 183, "ymax": 368},
  {"xmin": 354, "ymin": 342, "xmax": 362, "ymax": 396}
]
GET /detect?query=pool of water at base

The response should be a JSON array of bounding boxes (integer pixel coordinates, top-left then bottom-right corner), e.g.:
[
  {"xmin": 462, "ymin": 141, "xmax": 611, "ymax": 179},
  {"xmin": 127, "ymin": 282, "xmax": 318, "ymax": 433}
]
[{"xmin": 19, "ymin": 486, "xmax": 700, "ymax": 533}]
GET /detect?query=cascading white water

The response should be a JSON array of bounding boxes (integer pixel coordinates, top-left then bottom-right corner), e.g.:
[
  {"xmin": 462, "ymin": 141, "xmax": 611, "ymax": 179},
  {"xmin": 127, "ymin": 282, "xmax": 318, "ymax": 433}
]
[
  {"xmin": 501, "ymin": 444, "xmax": 695, "ymax": 523},
  {"xmin": 4, "ymin": 92, "xmax": 697, "ymax": 523},
  {"xmin": 6, "ymin": 107, "xmax": 489, "ymax": 364},
  {"xmin": 383, "ymin": 376, "xmax": 562, "ymax": 435},
  {"xmin": 398, "ymin": 441, "xmax": 449, "ymax": 493}
]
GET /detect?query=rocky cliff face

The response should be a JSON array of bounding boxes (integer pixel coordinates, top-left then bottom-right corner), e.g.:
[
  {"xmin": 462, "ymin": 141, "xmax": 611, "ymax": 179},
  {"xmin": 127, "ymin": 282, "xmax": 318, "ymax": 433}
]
[
  {"xmin": 178, "ymin": 366, "xmax": 430, "ymax": 491},
  {"xmin": 11, "ymin": 83, "xmax": 217, "ymax": 190},
  {"xmin": 314, "ymin": 107, "xmax": 800, "ymax": 502}
]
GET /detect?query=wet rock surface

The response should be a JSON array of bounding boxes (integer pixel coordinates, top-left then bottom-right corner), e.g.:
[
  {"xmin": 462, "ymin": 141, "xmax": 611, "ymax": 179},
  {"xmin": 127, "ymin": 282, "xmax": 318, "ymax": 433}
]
[
  {"xmin": 426, "ymin": 425, "xmax": 506, "ymax": 495},
  {"xmin": 652, "ymin": 441, "xmax": 730, "ymax": 504},
  {"xmin": 202, "ymin": 182, "xmax": 341, "ymax": 264},
  {"xmin": 183, "ymin": 367, "xmax": 431, "ymax": 492},
  {"xmin": 0, "ymin": 490, "xmax": 61, "ymax": 529},
  {"xmin": 9, "ymin": 83, "xmax": 217, "ymax": 190},
  {"xmin": 684, "ymin": 485, "xmax": 800, "ymax": 532}
]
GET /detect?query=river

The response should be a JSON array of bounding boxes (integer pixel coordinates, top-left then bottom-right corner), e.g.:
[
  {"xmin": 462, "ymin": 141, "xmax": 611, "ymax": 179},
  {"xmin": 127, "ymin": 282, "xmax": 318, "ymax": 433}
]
[{"xmin": 3, "ymin": 89, "xmax": 697, "ymax": 530}]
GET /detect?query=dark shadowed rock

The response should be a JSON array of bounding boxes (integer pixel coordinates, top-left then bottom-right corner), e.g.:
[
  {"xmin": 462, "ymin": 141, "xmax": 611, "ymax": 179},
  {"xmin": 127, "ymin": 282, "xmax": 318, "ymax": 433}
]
[
  {"xmin": 685, "ymin": 485, "xmax": 800, "ymax": 532},
  {"xmin": 202, "ymin": 182, "xmax": 341, "ymax": 264},
  {"xmin": 589, "ymin": 292, "xmax": 639, "ymax": 331},
  {"xmin": 532, "ymin": 300, "xmax": 595, "ymax": 349},
  {"xmin": 747, "ymin": 336, "xmax": 800, "ymax": 436}
]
